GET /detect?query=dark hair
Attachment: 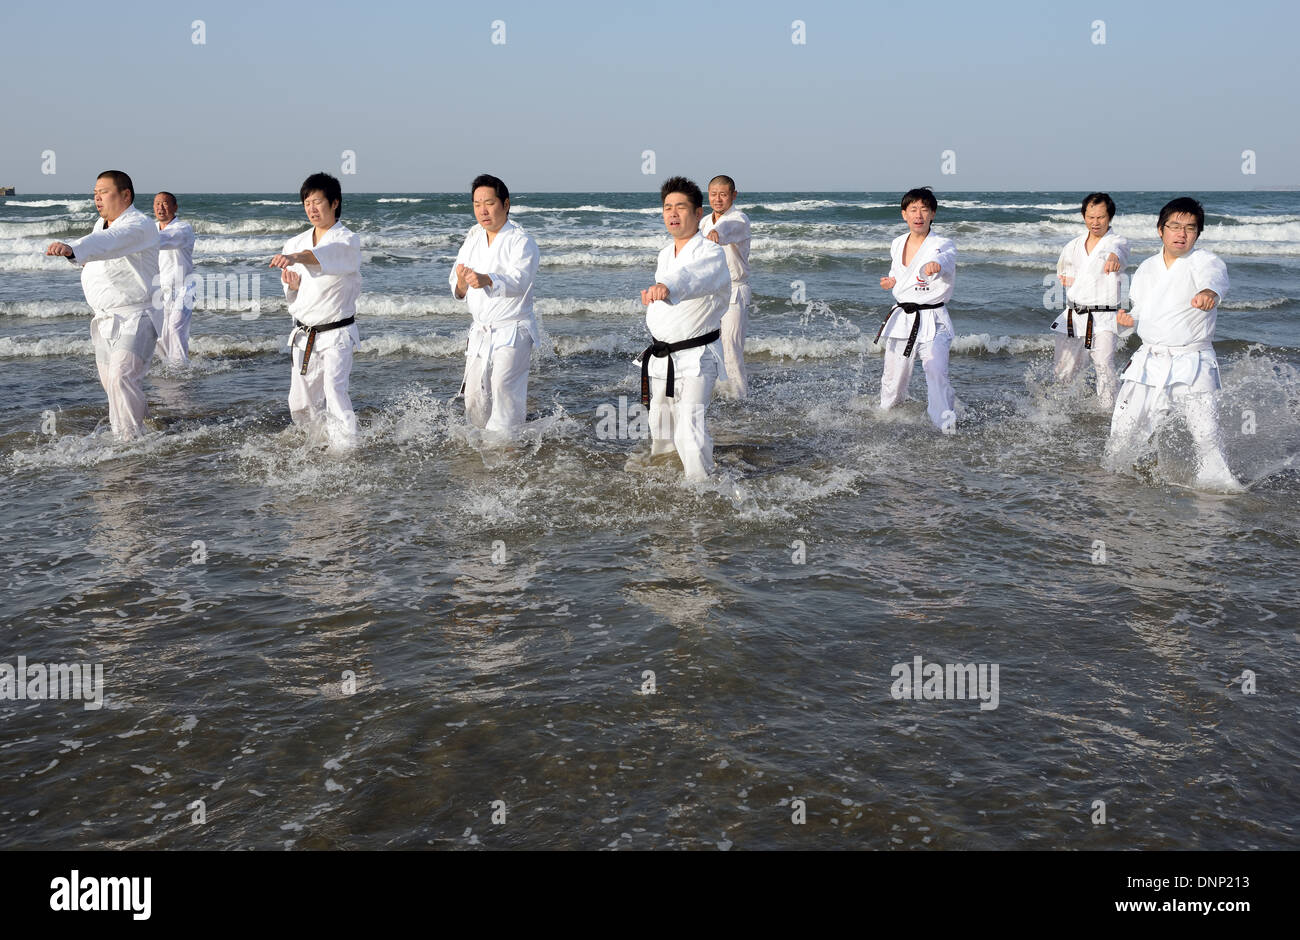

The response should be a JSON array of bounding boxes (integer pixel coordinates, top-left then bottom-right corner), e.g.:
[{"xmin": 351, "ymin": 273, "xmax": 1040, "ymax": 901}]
[
  {"xmin": 660, "ymin": 176, "xmax": 703, "ymax": 211},
  {"xmin": 299, "ymin": 171, "xmax": 343, "ymax": 220},
  {"xmin": 709, "ymin": 175, "xmax": 736, "ymax": 192},
  {"xmin": 96, "ymin": 170, "xmax": 134, "ymax": 203},
  {"xmin": 472, "ymin": 174, "xmax": 510, "ymax": 203},
  {"xmin": 901, "ymin": 186, "xmax": 938, "ymax": 213},
  {"xmin": 157, "ymin": 191, "xmax": 178, "ymax": 208},
  {"xmin": 1158, "ymin": 196, "xmax": 1205, "ymax": 235},
  {"xmin": 1081, "ymin": 192, "xmax": 1115, "ymax": 219}
]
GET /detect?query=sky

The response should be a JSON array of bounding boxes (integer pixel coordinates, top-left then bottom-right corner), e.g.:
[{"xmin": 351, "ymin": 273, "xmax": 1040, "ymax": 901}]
[{"xmin": 2, "ymin": 0, "xmax": 1297, "ymax": 193}]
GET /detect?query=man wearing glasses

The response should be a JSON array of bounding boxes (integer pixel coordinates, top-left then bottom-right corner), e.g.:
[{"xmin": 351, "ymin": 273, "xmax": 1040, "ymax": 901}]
[{"xmin": 1103, "ymin": 197, "xmax": 1240, "ymax": 491}]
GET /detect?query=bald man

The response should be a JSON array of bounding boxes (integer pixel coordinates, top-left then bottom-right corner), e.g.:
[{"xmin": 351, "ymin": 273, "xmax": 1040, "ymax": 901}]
[{"xmin": 153, "ymin": 191, "xmax": 196, "ymax": 366}]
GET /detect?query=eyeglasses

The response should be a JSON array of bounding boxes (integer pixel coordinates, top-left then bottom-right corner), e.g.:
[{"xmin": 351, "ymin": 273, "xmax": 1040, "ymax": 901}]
[{"xmin": 1162, "ymin": 223, "xmax": 1199, "ymax": 235}]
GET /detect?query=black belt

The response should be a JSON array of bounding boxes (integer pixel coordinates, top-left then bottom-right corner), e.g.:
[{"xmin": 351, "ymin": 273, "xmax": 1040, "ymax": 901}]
[
  {"xmin": 874, "ymin": 302, "xmax": 945, "ymax": 357},
  {"xmin": 1064, "ymin": 304, "xmax": 1115, "ymax": 350},
  {"xmin": 639, "ymin": 328, "xmax": 721, "ymax": 408},
  {"xmin": 295, "ymin": 316, "xmax": 355, "ymax": 374}
]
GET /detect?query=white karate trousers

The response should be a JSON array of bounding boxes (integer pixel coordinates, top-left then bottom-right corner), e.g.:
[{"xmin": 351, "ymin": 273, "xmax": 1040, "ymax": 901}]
[
  {"xmin": 155, "ymin": 299, "xmax": 193, "ymax": 367},
  {"xmin": 289, "ymin": 338, "xmax": 358, "ymax": 449},
  {"xmin": 91, "ymin": 312, "xmax": 157, "ymax": 441},
  {"xmin": 648, "ymin": 355, "xmax": 718, "ymax": 482},
  {"xmin": 1106, "ymin": 381, "xmax": 1240, "ymax": 489},
  {"xmin": 879, "ymin": 326, "xmax": 956, "ymax": 430},
  {"xmin": 464, "ymin": 332, "xmax": 533, "ymax": 433},
  {"xmin": 718, "ymin": 284, "xmax": 751, "ymax": 398},
  {"xmin": 1054, "ymin": 328, "xmax": 1119, "ymax": 408}
]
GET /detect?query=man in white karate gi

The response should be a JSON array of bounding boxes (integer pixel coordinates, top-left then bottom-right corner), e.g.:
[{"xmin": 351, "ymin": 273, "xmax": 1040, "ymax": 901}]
[
  {"xmin": 153, "ymin": 191, "xmax": 197, "ymax": 367},
  {"xmin": 1051, "ymin": 192, "xmax": 1129, "ymax": 407},
  {"xmin": 876, "ymin": 187, "xmax": 958, "ymax": 430},
  {"xmin": 269, "ymin": 172, "xmax": 362, "ymax": 451},
  {"xmin": 1104, "ymin": 197, "xmax": 1241, "ymax": 491},
  {"xmin": 46, "ymin": 170, "xmax": 161, "ymax": 441},
  {"xmin": 699, "ymin": 175, "xmax": 753, "ymax": 398},
  {"xmin": 634, "ymin": 176, "xmax": 731, "ymax": 482},
  {"xmin": 450, "ymin": 174, "xmax": 540, "ymax": 434}
]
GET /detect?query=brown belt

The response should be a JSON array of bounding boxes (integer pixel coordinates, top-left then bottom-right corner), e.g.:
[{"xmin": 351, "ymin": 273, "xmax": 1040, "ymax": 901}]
[{"xmin": 295, "ymin": 316, "xmax": 355, "ymax": 374}]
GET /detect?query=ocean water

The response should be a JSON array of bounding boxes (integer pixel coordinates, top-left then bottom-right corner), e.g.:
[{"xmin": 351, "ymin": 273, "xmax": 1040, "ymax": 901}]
[{"xmin": 1, "ymin": 191, "xmax": 1297, "ymax": 850}]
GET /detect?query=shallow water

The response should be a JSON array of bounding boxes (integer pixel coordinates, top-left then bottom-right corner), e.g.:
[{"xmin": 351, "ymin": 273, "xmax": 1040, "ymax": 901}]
[{"xmin": 2, "ymin": 192, "xmax": 1297, "ymax": 849}]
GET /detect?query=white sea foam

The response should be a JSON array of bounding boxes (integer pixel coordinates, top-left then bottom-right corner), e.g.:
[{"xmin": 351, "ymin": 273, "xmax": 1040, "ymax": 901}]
[
  {"xmin": 0, "ymin": 300, "xmax": 87, "ymax": 319},
  {"xmin": 3, "ymin": 236, "xmax": 87, "ymax": 255},
  {"xmin": 747, "ymin": 335, "xmax": 878, "ymax": 360},
  {"xmin": 7, "ymin": 414, "xmax": 265, "ymax": 471},
  {"xmin": 734, "ymin": 464, "xmax": 866, "ymax": 523},
  {"xmin": 940, "ymin": 200, "xmax": 1076, "ymax": 211},
  {"xmin": 538, "ymin": 234, "xmax": 668, "ymax": 250},
  {"xmin": 0, "ymin": 333, "xmax": 94, "ymax": 357},
  {"xmin": 0, "ymin": 327, "xmax": 1136, "ymax": 363},
  {"xmin": 359, "ymin": 233, "xmax": 457, "ymax": 251},
  {"xmin": 541, "ymin": 251, "xmax": 649, "ymax": 268},
  {"xmin": 0, "ymin": 219, "xmax": 88, "ymax": 237},
  {"xmin": 0, "ymin": 330, "xmax": 290, "ymax": 359},
  {"xmin": 355, "ymin": 295, "xmax": 454, "ymax": 317},
  {"xmin": 1222, "ymin": 213, "xmax": 1300, "ymax": 225},
  {"xmin": 541, "ymin": 298, "xmax": 641, "ymax": 317},
  {"xmin": 1199, "ymin": 221, "xmax": 1300, "ymax": 243},
  {"xmin": 751, "ymin": 238, "xmax": 894, "ymax": 258},
  {"xmin": 192, "ymin": 218, "xmax": 299, "ymax": 235},
  {"xmin": 242, "ymin": 200, "xmax": 299, "ymax": 206},
  {"xmin": 510, "ymin": 204, "xmax": 659, "ymax": 216},
  {"xmin": 376, "ymin": 198, "xmax": 424, "ymax": 203},
  {"xmin": 189, "ymin": 336, "xmax": 282, "ymax": 356},
  {"xmin": 193, "ymin": 236, "xmax": 286, "ymax": 255},
  {"xmin": 550, "ymin": 333, "xmax": 628, "ymax": 357},
  {"xmin": 0, "ymin": 254, "xmax": 62, "ymax": 273},
  {"xmin": 358, "ymin": 333, "xmax": 465, "ymax": 358},
  {"xmin": 348, "ymin": 295, "xmax": 641, "ymax": 319},
  {"xmin": 1221, "ymin": 296, "xmax": 1292, "ymax": 311},
  {"xmin": 750, "ymin": 199, "xmax": 843, "ymax": 211},
  {"xmin": 1, "ymin": 199, "xmax": 93, "ymax": 211},
  {"xmin": 950, "ymin": 333, "xmax": 1055, "ymax": 355}
]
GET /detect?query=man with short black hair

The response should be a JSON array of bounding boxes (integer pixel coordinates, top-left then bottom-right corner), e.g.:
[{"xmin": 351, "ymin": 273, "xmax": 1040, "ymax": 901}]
[
  {"xmin": 269, "ymin": 171, "xmax": 362, "ymax": 451},
  {"xmin": 631, "ymin": 175, "xmax": 731, "ymax": 482},
  {"xmin": 46, "ymin": 170, "xmax": 162, "ymax": 440},
  {"xmin": 450, "ymin": 173, "xmax": 540, "ymax": 434},
  {"xmin": 153, "ymin": 191, "xmax": 197, "ymax": 367},
  {"xmin": 876, "ymin": 186, "xmax": 958, "ymax": 430},
  {"xmin": 1104, "ymin": 197, "xmax": 1240, "ymax": 490}
]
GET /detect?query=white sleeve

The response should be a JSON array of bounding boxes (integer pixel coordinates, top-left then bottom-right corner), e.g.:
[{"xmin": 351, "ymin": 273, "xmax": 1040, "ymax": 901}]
[
  {"xmin": 1108, "ymin": 234, "xmax": 1130, "ymax": 268},
  {"xmin": 485, "ymin": 234, "xmax": 539, "ymax": 298},
  {"xmin": 1056, "ymin": 241, "xmax": 1072, "ymax": 274},
  {"xmin": 70, "ymin": 220, "xmax": 159, "ymax": 264},
  {"xmin": 709, "ymin": 217, "xmax": 749, "ymax": 245},
  {"xmin": 311, "ymin": 233, "xmax": 361, "ymax": 275},
  {"xmin": 932, "ymin": 238, "xmax": 957, "ymax": 278},
  {"xmin": 281, "ymin": 237, "xmax": 298, "ymax": 300},
  {"xmin": 449, "ymin": 236, "xmax": 471, "ymax": 298},
  {"xmin": 157, "ymin": 224, "xmax": 194, "ymax": 251},
  {"xmin": 1126, "ymin": 265, "xmax": 1145, "ymax": 315},
  {"xmin": 888, "ymin": 237, "xmax": 905, "ymax": 280},
  {"xmin": 1191, "ymin": 251, "xmax": 1229, "ymax": 301},
  {"xmin": 658, "ymin": 245, "xmax": 730, "ymax": 302}
]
